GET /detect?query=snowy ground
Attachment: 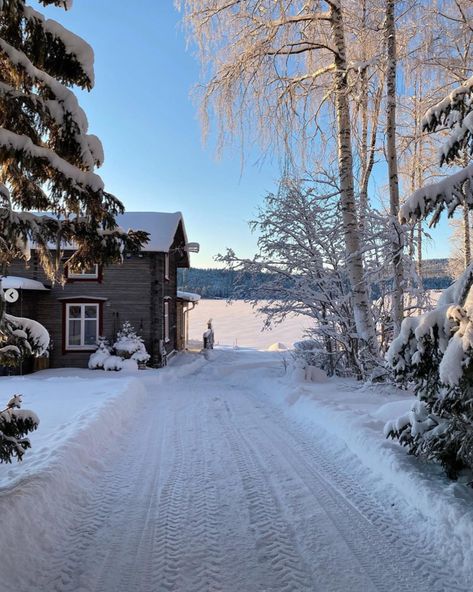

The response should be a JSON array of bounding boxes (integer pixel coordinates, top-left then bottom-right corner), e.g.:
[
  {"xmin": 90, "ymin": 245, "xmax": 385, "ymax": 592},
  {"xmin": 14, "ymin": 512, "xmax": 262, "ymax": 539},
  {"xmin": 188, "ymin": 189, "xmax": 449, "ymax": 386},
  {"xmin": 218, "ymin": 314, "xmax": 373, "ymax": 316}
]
[
  {"xmin": 1, "ymin": 349, "xmax": 473, "ymax": 591},
  {"xmin": 188, "ymin": 295, "xmax": 444, "ymax": 351},
  {"xmin": 189, "ymin": 299, "xmax": 312, "ymax": 349}
]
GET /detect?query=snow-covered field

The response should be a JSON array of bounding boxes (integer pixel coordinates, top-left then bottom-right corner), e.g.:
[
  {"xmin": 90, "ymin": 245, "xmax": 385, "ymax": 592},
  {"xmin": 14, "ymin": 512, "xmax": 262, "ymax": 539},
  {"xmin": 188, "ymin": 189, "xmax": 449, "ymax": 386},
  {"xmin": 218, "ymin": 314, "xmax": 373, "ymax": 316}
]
[
  {"xmin": 1, "ymin": 347, "xmax": 473, "ymax": 590},
  {"xmin": 189, "ymin": 298, "xmax": 313, "ymax": 349}
]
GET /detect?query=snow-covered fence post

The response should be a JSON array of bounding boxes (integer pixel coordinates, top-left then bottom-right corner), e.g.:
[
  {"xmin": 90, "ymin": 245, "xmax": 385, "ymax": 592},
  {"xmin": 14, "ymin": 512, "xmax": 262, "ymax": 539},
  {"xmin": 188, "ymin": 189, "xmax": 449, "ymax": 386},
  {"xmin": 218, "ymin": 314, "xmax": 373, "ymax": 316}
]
[{"xmin": 203, "ymin": 319, "xmax": 214, "ymax": 350}]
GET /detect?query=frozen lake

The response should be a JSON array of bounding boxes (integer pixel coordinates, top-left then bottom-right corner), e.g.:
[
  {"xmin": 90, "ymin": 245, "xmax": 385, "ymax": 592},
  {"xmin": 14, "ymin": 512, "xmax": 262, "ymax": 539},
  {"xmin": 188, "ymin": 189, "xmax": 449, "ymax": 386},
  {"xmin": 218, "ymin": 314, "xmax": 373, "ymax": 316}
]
[{"xmin": 188, "ymin": 299, "xmax": 313, "ymax": 350}]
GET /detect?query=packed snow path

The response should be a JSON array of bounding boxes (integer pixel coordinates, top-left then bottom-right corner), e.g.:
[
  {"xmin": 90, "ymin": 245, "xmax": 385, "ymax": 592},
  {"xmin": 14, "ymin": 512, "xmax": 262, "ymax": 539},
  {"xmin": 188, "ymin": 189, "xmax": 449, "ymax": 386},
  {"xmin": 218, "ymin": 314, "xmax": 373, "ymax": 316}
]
[{"xmin": 36, "ymin": 350, "xmax": 465, "ymax": 592}]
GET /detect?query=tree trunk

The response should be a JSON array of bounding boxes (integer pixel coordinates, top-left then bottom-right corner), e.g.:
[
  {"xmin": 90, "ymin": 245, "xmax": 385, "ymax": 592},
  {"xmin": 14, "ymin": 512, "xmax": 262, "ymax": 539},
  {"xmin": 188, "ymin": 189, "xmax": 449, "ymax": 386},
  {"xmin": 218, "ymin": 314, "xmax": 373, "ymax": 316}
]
[
  {"xmin": 329, "ymin": 2, "xmax": 377, "ymax": 357},
  {"xmin": 464, "ymin": 205, "xmax": 471, "ymax": 268},
  {"xmin": 385, "ymin": 0, "xmax": 404, "ymax": 336}
]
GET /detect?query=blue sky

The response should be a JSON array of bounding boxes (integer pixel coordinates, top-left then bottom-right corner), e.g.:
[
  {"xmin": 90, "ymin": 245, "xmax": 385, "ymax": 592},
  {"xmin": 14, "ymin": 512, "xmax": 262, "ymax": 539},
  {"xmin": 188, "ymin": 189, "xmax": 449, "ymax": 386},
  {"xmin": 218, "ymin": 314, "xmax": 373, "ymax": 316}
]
[{"xmin": 39, "ymin": 1, "xmax": 451, "ymax": 267}]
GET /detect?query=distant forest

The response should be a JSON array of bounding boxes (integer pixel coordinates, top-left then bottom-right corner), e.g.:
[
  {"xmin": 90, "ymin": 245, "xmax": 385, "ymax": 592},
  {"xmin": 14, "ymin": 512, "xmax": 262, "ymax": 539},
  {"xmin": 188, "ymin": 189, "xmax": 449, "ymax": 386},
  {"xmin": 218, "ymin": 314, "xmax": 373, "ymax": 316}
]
[{"xmin": 178, "ymin": 260, "xmax": 453, "ymax": 300}]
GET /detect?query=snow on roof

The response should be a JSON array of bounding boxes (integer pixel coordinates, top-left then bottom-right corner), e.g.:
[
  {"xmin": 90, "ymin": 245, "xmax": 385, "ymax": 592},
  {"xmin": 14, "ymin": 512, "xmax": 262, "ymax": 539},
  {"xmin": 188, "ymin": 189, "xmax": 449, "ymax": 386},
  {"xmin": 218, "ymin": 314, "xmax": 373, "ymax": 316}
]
[
  {"xmin": 177, "ymin": 291, "xmax": 201, "ymax": 303},
  {"xmin": 115, "ymin": 212, "xmax": 188, "ymax": 253},
  {"xmin": 1, "ymin": 276, "xmax": 49, "ymax": 291}
]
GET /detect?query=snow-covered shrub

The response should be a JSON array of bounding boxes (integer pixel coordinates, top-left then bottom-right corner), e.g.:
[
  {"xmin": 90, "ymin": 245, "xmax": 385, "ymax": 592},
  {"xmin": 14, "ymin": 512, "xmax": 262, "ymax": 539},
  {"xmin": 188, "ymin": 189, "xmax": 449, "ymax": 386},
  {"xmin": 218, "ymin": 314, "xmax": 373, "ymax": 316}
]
[
  {"xmin": 386, "ymin": 268, "xmax": 473, "ymax": 478},
  {"xmin": 103, "ymin": 355, "xmax": 124, "ymax": 372},
  {"xmin": 293, "ymin": 339, "xmax": 325, "ymax": 368},
  {"xmin": 113, "ymin": 321, "xmax": 150, "ymax": 365},
  {"xmin": 121, "ymin": 358, "xmax": 139, "ymax": 372},
  {"xmin": 0, "ymin": 395, "xmax": 39, "ymax": 463},
  {"xmin": 0, "ymin": 313, "xmax": 50, "ymax": 367},
  {"xmin": 88, "ymin": 337, "xmax": 111, "ymax": 370},
  {"xmin": 88, "ymin": 323, "xmax": 150, "ymax": 371},
  {"xmin": 388, "ymin": 74, "xmax": 473, "ymax": 479}
]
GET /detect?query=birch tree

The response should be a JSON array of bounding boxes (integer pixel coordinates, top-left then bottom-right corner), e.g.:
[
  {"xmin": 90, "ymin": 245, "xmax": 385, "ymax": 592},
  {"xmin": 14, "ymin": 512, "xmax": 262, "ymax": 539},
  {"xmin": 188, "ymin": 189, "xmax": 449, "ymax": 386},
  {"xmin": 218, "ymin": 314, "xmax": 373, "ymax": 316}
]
[
  {"xmin": 385, "ymin": 0, "xmax": 404, "ymax": 334},
  {"xmin": 178, "ymin": 0, "xmax": 377, "ymax": 356},
  {"xmin": 218, "ymin": 174, "xmax": 369, "ymax": 378}
]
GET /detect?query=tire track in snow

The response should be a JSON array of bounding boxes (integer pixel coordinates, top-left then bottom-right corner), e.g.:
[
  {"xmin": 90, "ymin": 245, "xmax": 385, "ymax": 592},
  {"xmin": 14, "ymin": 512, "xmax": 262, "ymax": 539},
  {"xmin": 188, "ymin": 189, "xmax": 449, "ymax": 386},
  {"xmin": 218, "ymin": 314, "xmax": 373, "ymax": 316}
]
[
  {"xmin": 149, "ymin": 414, "xmax": 190, "ymax": 592},
  {"xmin": 183, "ymin": 401, "xmax": 226, "ymax": 592},
  {"xmin": 215, "ymin": 396, "xmax": 317, "ymax": 592},
  {"xmin": 29, "ymin": 350, "xmax": 472, "ymax": 592},
  {"xmin": 38, "ymin": 396, "xmax": 168, "ymax": 592},
  {"xmin": 234, "ymin": 382, "xmax": 471, "ymax": 592}
]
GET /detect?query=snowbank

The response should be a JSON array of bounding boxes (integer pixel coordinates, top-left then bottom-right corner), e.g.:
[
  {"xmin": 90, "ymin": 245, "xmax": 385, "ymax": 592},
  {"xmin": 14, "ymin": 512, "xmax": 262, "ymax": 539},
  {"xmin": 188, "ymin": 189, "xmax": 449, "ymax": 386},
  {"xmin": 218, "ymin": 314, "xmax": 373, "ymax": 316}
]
[
  {"xmin": 189, "ymin": 299, "xmax": 312, "ymax": 349},
  {"xmin": 272, "ymin": 375, "xmax": 473, "ymax": 579},
  {"xmin": 0, "ymin": 373, "xmax": 147, "ymax": 491},
  {"xmin": 0, "ymin": 371, "xmax": 147, "ymax": 589}
]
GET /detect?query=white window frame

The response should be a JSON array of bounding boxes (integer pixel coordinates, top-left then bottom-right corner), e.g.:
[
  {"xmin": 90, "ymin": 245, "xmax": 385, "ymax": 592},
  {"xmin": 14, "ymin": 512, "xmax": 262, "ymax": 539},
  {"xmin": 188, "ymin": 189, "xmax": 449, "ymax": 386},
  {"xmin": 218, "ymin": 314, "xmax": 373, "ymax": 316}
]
[
  {"xmin": 65, "ymin": 303, "xmax": 99, "ymax": 350},
  {"xmin": 164, "ymin": 253, "xmax": 170, "ymax": 281},
  {"xmin": 68, "ymin": 264, "xmax": 99, "ymax": 280},
  {"xmin": 164, "ymin": 300, "xmax": 170, "ymax": 343}
]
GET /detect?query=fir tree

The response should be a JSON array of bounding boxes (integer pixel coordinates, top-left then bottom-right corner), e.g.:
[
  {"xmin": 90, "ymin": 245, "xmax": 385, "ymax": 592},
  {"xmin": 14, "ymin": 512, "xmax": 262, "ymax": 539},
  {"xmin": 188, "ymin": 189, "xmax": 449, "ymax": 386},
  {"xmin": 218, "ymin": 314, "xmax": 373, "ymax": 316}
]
[
  {"xmin": 387, "ymin": 75, "xmax": 473, "ymax": 479},
  {"xmin": 113, "ymin": 321, "xmax": 150, "ymax": 364},
  {"xmin": 0, "ymin": 0, "xmax": 147, "ymax": 460},
  {"xmin": 0, "ymin": 394, "xmax": 38, "ymax": 463},
  {"xmin": 0, "ymin": 0, "xmax": 148, "ymax": 360}
]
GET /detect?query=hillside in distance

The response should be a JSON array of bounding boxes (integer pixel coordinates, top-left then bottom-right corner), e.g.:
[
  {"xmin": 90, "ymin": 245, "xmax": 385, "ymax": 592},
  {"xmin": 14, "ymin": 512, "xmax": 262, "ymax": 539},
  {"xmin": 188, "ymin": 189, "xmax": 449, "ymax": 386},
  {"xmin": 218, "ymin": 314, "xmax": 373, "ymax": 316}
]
[{"xmin": 178, "ymin": 260, "xmax": 452, "ymax": 299}]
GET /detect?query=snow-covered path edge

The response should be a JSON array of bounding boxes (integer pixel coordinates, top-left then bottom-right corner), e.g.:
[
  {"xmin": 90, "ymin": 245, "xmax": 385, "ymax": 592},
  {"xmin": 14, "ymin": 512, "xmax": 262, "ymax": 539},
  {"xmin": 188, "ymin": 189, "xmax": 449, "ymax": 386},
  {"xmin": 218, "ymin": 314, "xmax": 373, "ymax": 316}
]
[
  {"xmin": 0, "ymin": 376, "xmax": 149, "ymax": 579},
  {"xmin": 270, "ymin": 377, "xmax": 473, "ymax": 579},
  {"xmin": 0, "ymin": 353, "xmax": 210, "ymax": 581}
]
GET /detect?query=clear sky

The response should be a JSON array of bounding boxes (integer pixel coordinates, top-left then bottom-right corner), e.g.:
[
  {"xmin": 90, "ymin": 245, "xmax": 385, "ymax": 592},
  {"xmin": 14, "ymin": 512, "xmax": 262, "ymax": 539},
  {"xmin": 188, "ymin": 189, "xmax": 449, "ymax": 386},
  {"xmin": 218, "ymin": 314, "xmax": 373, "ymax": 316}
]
[{"xmin": 38, "ymin": 0, "xmax": 451, "ymax": 266}]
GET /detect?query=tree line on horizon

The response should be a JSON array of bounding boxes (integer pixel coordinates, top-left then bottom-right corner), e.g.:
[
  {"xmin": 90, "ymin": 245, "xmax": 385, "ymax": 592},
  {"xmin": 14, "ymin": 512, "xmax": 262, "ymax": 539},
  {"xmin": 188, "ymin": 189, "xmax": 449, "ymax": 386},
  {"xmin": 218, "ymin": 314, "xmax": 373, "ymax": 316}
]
[{"xmin": 178, "ymin": 263, "xmax": 453, "ymax": 300}]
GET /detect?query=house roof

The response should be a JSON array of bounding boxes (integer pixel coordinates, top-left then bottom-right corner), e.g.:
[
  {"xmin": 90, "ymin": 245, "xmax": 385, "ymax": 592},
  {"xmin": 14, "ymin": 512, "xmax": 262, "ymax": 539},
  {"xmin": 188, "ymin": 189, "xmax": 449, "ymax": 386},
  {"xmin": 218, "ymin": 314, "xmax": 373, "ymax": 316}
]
[
  {"xmin": 177, "ymin": 290, "xmax": 201, "ymax": 303},
  {"xmin": 1, "ymin": 276, "xmax": 49, "ymax": 291},
  {"xmin": 115, "ymin": 211, "xmax": 188, "ymax": 253}
]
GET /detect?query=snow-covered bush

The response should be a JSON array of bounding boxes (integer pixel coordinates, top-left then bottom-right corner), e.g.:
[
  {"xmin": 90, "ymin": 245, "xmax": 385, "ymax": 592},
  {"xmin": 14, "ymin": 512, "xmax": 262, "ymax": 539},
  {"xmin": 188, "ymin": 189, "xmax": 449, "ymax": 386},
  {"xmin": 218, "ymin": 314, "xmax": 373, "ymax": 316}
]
[
  {"xmin": 113, "ymin": 321, "xmax": 150, "ymax": 365},
  {"xmin": 121, "ymin": 358, "xmax": 139, "ymax": 372},
  {"xmin": 88, "ymin": 337, "xmax": 111, "ymax": 369},
  {"xmin": 0, "ymin": 395, "xmax": 39, "ymax": 463},
  {"xmin": 88, "ymin": 323, "xmax": 150, "ymax": 371},
  {"xmin": 386, "ymin": 267, "xmax": 473, "ymax": 478},
  {"xmin": 387, "ymin": 75, "xmax": 473, "ymax": 479},
  {"xmin": 103, "ymin": 355, "xmax": 124, "ymax": 372},
  {"xmin": 0, "ymin": 313, "xmax": 49, "ymax": 367},
  {"xmin": 292, "ymin": 339, "xmax": 331, "ymax": 374}
]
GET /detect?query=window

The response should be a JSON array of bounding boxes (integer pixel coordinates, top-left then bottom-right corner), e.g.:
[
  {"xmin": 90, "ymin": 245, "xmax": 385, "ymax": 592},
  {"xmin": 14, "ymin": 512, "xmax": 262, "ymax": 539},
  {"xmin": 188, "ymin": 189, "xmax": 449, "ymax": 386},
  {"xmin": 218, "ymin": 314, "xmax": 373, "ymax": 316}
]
[
  {"xmin": 65, "ymin": 303, "xmax": 99, "ymax": 350},
  {"xmin": 164, "ymin": 253, "xmax": 170, "ymax": 280},
  {"xmin": 164, "ymin": 300, "xmax": 170, "ymax": 342},
  {"xmin": 67, "ymin": 264, "xmax": 100, "ymax": 280}
]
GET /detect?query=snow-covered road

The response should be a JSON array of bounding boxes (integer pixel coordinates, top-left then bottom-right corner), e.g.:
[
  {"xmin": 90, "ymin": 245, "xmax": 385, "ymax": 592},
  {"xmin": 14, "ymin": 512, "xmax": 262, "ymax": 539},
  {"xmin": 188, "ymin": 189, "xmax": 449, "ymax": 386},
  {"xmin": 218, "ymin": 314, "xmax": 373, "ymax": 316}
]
[{"xmin": 14, "ymin": 351, "xmax": 470, "ymax": 591}]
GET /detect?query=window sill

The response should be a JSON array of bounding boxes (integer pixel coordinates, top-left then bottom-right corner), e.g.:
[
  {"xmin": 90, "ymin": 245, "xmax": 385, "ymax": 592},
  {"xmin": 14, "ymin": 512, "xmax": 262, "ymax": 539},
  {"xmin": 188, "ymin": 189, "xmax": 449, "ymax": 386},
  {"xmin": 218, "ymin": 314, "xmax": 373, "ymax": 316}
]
[{"xmin": 65, "ymin": 347, "xmax": 98, "ymax": 353}]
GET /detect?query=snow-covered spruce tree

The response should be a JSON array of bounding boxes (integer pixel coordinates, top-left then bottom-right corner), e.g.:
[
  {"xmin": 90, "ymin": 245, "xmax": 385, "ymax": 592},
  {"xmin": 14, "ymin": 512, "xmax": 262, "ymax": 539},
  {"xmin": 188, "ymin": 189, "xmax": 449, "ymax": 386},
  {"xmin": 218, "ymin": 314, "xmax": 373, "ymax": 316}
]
[
  {"xmin": 113, "ymin": 321, "xmax": 150, "ymax": 366},
  {"xmin": 0, "ymin": 394, "xmax": 38, "ymax": 463},
  {"xmin": 386, "ymin": 75, "xmax": 473, "ymax": 478},
  {"xmin": 0, "ymin": 0, "xmax": 147, "ymax": 459},
  {"xmin": 0, "ymin": 1, "xmax": 148, "ymax": 348}
]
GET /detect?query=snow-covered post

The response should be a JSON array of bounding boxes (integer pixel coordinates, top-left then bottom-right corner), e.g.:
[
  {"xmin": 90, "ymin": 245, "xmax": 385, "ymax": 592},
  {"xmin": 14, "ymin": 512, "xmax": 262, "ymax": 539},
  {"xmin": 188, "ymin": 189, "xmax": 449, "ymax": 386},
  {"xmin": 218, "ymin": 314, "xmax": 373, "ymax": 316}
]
[{"xmin": 203, "ymin": 319, "xmax": 214, "ymax": 350}]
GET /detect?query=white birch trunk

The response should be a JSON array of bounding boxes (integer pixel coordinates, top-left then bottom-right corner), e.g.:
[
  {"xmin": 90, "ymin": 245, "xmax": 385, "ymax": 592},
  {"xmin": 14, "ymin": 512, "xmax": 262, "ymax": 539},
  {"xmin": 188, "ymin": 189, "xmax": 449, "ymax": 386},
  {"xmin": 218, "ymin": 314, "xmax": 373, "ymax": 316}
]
[
  {"xmin": 385, "ymin": 0, "xmax": 404, "ymax": 335},
  {"xmin": 329, "ymin": 2, "xmax": 376, "ymax": 351}
]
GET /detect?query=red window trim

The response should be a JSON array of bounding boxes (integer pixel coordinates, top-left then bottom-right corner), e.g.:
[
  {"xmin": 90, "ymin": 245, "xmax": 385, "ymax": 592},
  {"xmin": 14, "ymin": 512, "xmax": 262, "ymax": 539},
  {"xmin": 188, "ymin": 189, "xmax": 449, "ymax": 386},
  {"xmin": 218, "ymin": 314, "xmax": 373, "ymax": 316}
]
[
  {"xmin": 61, "ymin": 297, "xmax": 105, "ymax": 354},
  {"xmin": 65, "ymin": 264, "xmax": 103, "ymax": 284}
]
